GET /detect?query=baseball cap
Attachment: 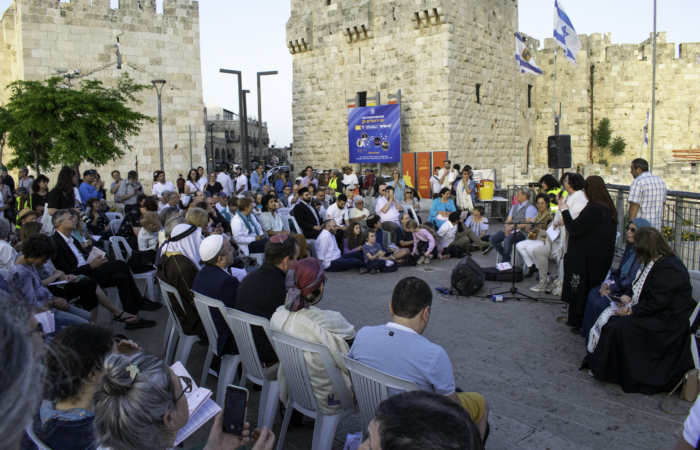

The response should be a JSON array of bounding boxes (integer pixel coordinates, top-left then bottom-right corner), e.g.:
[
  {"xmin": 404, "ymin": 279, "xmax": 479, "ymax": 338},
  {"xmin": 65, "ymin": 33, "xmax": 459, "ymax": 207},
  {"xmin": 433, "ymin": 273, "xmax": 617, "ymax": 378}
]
[{"xmin": 83, "ymin": 169, "xmax": 96, "ymax": 177}]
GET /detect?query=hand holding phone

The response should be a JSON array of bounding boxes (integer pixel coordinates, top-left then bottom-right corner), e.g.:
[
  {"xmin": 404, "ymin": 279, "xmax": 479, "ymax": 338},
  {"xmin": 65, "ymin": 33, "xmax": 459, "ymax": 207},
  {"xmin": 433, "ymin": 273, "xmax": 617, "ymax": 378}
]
[{"xmin": 222, "ymin": 385, "xmax": 249, "ymax": 437}]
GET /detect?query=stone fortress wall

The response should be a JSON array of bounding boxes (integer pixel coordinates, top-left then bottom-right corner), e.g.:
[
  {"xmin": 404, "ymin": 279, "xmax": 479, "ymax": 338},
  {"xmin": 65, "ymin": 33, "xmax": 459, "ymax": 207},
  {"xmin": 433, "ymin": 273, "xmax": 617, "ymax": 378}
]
[
  {"xmin": 287, "ymin": 1, "xmax": 700, "ymax": 192},
  {"xmin": 529, "ymin": 32, "xmax": 700, "ymax": 191},
  {"xmin": 0, "ymin": 0, "xmax": 206, "ymax": 193},
  {"xmin": 285, "ymin": 0, "xmax": 538, "ymax": 174}
]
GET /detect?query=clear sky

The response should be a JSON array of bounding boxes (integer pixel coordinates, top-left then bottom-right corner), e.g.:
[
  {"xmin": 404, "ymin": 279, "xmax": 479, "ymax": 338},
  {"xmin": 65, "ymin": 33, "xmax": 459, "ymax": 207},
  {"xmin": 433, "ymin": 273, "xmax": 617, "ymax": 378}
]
[{"xmin": 0, "ymin": 0, "xmax": 696, "ymax": 147}]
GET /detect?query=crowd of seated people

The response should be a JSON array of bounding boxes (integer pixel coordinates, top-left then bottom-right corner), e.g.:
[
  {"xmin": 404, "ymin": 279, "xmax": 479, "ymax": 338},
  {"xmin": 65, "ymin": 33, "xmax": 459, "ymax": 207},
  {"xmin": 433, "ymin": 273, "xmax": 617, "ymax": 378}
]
[{"xmin": 5, "ymin": 161, "xmax": 698, "ymax": 450}]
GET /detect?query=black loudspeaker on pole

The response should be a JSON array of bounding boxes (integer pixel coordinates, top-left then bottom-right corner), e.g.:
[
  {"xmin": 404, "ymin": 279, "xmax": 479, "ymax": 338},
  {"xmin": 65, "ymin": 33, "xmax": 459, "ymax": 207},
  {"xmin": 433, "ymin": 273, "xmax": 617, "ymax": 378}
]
[{"xmin": 547, "ymin": 135, "xmax": 572, "ymax": 169}]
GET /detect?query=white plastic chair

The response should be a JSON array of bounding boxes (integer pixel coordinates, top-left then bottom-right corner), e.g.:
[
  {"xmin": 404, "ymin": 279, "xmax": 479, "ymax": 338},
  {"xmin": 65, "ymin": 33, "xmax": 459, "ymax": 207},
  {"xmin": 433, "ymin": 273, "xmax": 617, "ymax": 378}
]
[
  {"xmin": 342, "ymin": 355, "xmax": 419, "ymax": 440},
  {"xmin": 225, "ymin": 308, "xmax": 280, "ymax": 430},
  {"xmin": 284, "ymin": 214, "xmax": 317, "ymax": 257},
  {"xmin": 405, "ymin": 204, "xmax": 419, "ymax": 223},
  {"xmin": 271, "ymin": 330, "xmax": 357, "ymax": 450},
  {"xmin": 157, "ymin": 278, "xmax": 200, "ymax": 366},
  {"xmin": 109, "ymin": 236, "xmax": 157, "ymax": 302},
  {"xmin": 192, "ymin": 292, "xmax": 244, "ymax": 406},
  {"xmin": 109, "ymin": 218, "xmax": 123, "ymax": 236},
  {"xmin": 25, "ymin": 424, "xmax": 51, "ymax": 450},
  {"xmin": 106, "ymin": 212, "xmax": 124, "ymax": 222},
  {"xmin": 689, "ymin": 270, "xmax": 700, "ymax": 303}
]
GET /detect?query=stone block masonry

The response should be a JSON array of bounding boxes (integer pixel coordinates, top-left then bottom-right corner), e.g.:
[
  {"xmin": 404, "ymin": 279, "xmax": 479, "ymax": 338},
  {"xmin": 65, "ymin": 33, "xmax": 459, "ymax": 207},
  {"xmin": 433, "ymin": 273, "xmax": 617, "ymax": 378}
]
[
  {"xmin": 0, "ymin": 0, "xmax": 206, "ymax": 195},
  {"xmin": 286, "ymin": 0, "xmax": 540, "ymax": 180}
]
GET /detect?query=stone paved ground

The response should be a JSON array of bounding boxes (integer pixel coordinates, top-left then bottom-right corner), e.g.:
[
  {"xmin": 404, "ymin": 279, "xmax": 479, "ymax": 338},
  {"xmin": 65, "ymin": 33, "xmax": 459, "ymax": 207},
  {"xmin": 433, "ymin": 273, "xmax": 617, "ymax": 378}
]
[{"xmin": 98, "ymin": 200, "xmax": 692, "ymax": 449}]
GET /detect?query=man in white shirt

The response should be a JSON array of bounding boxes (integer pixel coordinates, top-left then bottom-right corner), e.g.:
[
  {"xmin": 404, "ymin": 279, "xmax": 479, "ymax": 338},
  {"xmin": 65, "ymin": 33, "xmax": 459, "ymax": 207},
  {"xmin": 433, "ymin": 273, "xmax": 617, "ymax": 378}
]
[
  {"xmin": 288, "ymin": 184, "xmax": 301, "ymax": 207},
  {"xmin": 430, "ymin": 166, "xmax": 441, "ymax": 199},
  {"xmin": 437, "ymin": 160, "xmax": 458, "ymax": 190},
  {"xmin": 152, "ymin": 170, "xmax": 175, "ymax": 199},
  {"xmin": 374, "ymin": 185, "xmax": 404, "ymax": 242},
  {"xmin": 315, "ymin": 220, "xmax": 366, "ymax": 272},
  {"xmin": 234, "ymin": 166, "xmax": 248, "ymax": 197},
  {"xmin": 437, "ymin": 211, "xmax": 478, "ymax": 254},
  {"xmin": 216, "ymin": 164, "xmax": 234, "ymax": 197},
  {"xmin": 325, "ymin": 194, "xmax": 349, "ymax": 230},
  {"xmin": 0, "ymin": 218, "xmax": 17, "ymax": 270}
]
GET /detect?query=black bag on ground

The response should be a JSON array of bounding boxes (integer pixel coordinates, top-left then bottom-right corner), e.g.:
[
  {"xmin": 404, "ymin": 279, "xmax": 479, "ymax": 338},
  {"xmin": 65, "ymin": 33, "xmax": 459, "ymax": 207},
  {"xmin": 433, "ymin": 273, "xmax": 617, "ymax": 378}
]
[
  {"xmin": 451, "ymin": 256, "xmax": 485, "ymax": 296},
  {"xmin": 483, "ymin": 266, "xmax": 524, "ymax": 282},
  {"xmin": 399, "ymin": 252, "xmax": 418, "ymax": 267},
  {"xmin": 128, "ymin": 249, "xmax": 157, "ymax": 274}
]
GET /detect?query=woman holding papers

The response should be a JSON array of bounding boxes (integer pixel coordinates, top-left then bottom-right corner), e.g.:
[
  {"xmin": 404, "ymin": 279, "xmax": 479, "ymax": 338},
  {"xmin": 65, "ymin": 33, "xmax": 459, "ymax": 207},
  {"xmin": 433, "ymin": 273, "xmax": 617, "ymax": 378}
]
[{"xmin": 94, "ymin": 352, "xmax": 275, "ymax": 450}]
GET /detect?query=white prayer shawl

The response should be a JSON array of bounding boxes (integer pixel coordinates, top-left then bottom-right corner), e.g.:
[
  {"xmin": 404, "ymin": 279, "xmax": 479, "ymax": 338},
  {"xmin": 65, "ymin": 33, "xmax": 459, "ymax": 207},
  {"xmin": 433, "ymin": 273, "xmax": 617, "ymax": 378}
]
[
  {"xmin": 551, "ymin": 189, "xmax": 588, "ymax": 261},
  {"xmin": 270, "ymin": 305, "xmax": 356, "ymax": 415},
  {"xmin": 454, "ymin": 178, "xmax": 474, "ymax": 213},
  {"xmin": 587, "ymin": 261, "xmax": 653, "ymax": 353}
]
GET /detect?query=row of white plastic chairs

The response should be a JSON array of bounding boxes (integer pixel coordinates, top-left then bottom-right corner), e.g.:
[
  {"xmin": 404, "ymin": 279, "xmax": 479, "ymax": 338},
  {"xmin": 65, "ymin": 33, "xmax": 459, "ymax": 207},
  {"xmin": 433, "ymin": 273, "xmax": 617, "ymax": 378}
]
[{"xmin": 158, "ymin": 277, "xmax": 419, "ymax": 450}]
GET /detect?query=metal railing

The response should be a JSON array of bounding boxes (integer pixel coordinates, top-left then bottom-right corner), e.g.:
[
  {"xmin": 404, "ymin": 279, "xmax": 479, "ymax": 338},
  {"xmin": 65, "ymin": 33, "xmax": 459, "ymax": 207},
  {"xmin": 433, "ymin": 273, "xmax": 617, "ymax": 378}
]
[
  {"xmin": 504, "ymin": 184, "xmax": 700, "ymax": 271},
  {"xmin": 607, "ymin": 184, "xmax": 700, "ymax": 271}
]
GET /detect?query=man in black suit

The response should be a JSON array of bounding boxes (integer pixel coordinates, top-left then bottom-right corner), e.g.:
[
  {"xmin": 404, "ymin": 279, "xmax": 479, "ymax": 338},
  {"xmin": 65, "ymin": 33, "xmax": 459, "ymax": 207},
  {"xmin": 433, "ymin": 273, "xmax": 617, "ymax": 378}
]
[
  {"xmin": 50, "ymin": 209, "xmax": 160, "ymax": 328},
  {"xmin": 292, "ymin": 187, "xmax": 323, "ymax": 239},
  {"xmin": 191, "ymin": 235, "xmax": 240, "ymax": 357},
  {"xmin": 236, "ymin": 234, "xmax": 299, "ymax": 379}
]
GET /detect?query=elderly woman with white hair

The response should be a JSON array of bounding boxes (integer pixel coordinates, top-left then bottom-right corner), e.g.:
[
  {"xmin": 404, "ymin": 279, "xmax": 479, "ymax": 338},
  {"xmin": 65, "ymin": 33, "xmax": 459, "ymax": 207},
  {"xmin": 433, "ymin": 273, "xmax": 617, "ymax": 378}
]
[
  {"xmin": 349, "ymin": 195, "xmax": 370, "ymax": 229},
  {"xmin": 93, "ymin": 352, "xmax": 275, "ymax": 450},
  {"xmin": 156, "ymin": 223, "xmax": 204, "ymax": 338}
]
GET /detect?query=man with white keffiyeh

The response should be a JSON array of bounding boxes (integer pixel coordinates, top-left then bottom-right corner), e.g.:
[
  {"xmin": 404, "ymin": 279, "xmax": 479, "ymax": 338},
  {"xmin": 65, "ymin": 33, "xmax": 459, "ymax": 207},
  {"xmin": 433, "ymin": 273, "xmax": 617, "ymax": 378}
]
[{"xmin": 582, "ymin": 227, "xmax": 696, "ymax": 395}]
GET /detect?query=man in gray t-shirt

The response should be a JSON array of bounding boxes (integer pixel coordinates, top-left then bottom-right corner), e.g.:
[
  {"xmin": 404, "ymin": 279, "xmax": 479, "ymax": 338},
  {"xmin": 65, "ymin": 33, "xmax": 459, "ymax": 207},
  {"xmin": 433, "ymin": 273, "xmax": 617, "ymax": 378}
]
[
  {"xmin": 116, "ymin": 171, "xmax": 143, "ymax": 214},
  {"xmin": 348, "ymin": 276, "xmax": 490, "ymax": 442}
]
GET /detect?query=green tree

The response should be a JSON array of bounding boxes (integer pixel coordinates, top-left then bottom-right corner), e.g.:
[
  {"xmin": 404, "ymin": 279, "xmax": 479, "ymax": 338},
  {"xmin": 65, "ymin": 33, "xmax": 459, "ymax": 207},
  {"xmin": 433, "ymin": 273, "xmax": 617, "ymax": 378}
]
[
  {"xmin": 0, "ymin": 73, "xmax": 153, "ymax": 174},
  {"xmin": 595, "ymin": 118, "xmax": 612, "ymax": 149},
  {"xmin": 610, "ymin": 136, "xmax": 627, "ymax": 156}
]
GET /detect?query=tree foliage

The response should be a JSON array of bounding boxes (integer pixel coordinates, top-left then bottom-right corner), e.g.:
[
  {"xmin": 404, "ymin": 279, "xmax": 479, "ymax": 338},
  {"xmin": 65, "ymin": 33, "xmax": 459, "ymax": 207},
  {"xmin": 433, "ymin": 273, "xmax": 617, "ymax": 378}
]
[
  {"xmin": 0, "ymin": 73, "xmax": 153, "ymax": 174},
  {"xmin": 610, "ymin": 136, "xmax": 627, "ymax": 156},
  {"xmin": 595, "ymin": 118, "xmax": 612, "ymax": 148}
]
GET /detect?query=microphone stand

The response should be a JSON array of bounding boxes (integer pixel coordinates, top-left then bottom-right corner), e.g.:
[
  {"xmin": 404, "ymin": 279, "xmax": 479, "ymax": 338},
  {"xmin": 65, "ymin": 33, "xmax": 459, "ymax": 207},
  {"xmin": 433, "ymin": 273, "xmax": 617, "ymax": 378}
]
[{"xmin": 493, "ymin": 220, "xmax": 539, "ymax": 301}]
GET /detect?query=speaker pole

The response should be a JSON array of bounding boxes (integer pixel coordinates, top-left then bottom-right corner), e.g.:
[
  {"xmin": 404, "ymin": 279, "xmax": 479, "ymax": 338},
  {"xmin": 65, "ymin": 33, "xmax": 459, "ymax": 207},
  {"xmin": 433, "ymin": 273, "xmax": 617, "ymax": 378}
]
[{"xmin": 554, "ymin": 105, "xmax": 561, "ymax": 180}]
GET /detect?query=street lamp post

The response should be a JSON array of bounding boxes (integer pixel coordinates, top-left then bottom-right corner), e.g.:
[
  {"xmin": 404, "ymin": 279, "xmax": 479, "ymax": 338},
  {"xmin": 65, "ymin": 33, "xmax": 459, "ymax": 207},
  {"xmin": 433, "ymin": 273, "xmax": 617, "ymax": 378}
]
[
  {"xmin": 257, "ymin": 71, "xmax": 278, "ymax": 161},
  {"xmin": 219, "ymin": 69, "xmax": 247, "ymax": 171},
  {"xmin": 151, "ymin": 79, "xmax": 167, "ymax": 171},
  {"xmin": 242, "ymin": 90, "xmax": 251, "ymax": 171}
]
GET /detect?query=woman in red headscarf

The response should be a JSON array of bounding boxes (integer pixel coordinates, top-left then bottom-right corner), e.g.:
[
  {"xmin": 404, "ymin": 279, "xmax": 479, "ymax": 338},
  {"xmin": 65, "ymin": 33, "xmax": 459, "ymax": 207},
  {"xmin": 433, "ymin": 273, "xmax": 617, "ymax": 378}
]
[{"xmin": 270, "ymin": 258, "xmax": 356, "ymax": 415}]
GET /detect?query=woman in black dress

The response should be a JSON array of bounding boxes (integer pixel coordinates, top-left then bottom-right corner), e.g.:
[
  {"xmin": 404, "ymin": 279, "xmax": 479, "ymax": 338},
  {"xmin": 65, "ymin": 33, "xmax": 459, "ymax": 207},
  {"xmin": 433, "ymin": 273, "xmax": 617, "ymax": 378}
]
[
  {"xmin": 584, "ymin": 227, "xmax": 695, "ymax": 394},
  {"xmin": 47, "ymin": 166, "xmax": 78, "ymax": 216},
  {"xmin": 31, "ymin": 174, "xmax": 50, "ymax": 214},
  {"xmin": 559, "ymin": 175, "xmax": 618, "ymax": 331},
  {"xmin": 204, "ymin": 172, "xmax": 223, "ymax": 196}
]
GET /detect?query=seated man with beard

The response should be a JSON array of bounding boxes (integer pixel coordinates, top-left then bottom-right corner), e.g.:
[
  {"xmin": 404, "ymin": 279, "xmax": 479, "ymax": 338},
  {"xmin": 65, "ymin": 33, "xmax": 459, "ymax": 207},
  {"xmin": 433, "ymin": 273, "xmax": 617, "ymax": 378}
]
[{"xmin": 292, "ymin": 187, "xmax": 324, "ymax": 239}]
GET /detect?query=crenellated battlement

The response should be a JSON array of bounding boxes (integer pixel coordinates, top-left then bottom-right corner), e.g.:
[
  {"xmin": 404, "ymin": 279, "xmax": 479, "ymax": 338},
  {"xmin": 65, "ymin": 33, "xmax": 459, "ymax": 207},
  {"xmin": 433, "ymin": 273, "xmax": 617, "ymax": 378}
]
[{"xmin": 8, "ymin": 0, "xmax": 198, "ymax": 21}]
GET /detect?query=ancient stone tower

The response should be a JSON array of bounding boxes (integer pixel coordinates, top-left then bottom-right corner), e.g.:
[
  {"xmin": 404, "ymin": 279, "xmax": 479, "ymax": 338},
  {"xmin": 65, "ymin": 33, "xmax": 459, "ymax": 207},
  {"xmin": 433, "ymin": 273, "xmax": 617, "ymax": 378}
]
[
  {"xmin": 0, "ymin": 0, "xmax": 205, "ymax": 191},
  {"xmin": 286, "ymin": 0, "xmax": 540, "ymax": 180}
]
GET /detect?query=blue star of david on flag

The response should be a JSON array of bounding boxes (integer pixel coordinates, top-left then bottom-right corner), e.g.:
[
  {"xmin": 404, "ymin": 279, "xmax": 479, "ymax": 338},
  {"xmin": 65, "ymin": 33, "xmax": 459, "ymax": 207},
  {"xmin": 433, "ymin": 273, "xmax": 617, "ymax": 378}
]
[{"xmin": 554, "ymin": 0, "xmax": 581, "ymax": 66}]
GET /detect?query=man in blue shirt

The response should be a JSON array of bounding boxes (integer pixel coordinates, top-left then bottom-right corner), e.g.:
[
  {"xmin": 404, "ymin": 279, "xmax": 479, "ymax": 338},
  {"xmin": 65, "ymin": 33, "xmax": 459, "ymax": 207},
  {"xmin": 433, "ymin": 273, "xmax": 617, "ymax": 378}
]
[
  {"xmin": 250, "ymin": 164, "xmax": 269, "ymax": 195},
  {"xmin": 78, "ymin": 169, "xmax": 103, "ymax": 206},
  {"xmin": 348, "ymin": 276, "xmax": 490, "ymax": 443}
]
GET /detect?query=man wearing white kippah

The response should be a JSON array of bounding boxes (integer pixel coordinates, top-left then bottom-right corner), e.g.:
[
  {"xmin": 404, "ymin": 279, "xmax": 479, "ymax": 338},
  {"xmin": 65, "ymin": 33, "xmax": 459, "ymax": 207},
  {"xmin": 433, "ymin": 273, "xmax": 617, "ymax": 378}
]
[{"xmin": 192, "ymin": 235, "xmax": 247, "ymax": 358}]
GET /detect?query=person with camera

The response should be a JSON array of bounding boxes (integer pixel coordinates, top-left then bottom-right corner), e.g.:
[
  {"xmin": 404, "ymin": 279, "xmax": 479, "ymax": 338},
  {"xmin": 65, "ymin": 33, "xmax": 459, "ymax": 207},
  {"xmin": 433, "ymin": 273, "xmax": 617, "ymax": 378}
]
[{"xmin": 116, "ymin": 170, "xmax": 143, "ymax": 215}]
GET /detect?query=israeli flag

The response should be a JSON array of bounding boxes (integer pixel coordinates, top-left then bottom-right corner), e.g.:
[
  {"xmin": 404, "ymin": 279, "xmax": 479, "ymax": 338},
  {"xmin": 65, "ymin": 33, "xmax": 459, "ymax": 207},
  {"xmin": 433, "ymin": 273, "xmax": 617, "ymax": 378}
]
[
  {"xmin": 554, "ymin": 0, "xmax": 582, "ymax": 66},
  {"xmin": 644, "ymin": 109, "xmax": 649, "ymax": 146},
  {"xmin": 515, "ymin": 33, "xmax": 543, "ymax": 76}
]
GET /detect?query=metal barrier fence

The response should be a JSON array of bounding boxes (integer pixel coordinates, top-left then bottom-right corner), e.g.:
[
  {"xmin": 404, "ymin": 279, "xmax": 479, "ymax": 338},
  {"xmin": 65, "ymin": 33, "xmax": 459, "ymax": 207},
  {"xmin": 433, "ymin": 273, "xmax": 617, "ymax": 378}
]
[
  {"xmin": 607, "ymin": 184, "xmax": 700, "ymax": 272},
  {"xmin": 504, "ymin": 184, "xmax": 700, "ymax": 271}
]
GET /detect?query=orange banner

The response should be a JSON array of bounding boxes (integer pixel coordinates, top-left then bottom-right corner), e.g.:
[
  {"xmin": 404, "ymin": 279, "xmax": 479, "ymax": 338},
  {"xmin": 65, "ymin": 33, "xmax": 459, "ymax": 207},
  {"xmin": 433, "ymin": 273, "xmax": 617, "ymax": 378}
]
[
  {"xmin": 433, "ymin": 151, "xmax": 448, "ymax": 172},
  {"xmin": 402, "ymin": 152, "xmax": 417, "ymax": 197},
  {"xmin": 416, "ymin": 153, "xmax": 432, "ymax": 200}
]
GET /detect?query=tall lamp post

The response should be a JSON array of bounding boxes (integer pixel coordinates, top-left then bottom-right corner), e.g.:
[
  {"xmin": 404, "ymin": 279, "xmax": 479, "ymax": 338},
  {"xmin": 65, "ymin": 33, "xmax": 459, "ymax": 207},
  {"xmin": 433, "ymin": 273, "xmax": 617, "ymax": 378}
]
[
  {"xmin": 242, "ymin": 90, "xmax": 251, "ymax": 171},
  {"xmin": 151, "ymin": 79, "xmax": 167, "ymax": 171},
  {"xmin": 257, "ymin": 71, "xmax": 278, "ymax": 161},
  {"xmin": 219, "ymin": 69, "xmax": 247, "ymax": 171}
]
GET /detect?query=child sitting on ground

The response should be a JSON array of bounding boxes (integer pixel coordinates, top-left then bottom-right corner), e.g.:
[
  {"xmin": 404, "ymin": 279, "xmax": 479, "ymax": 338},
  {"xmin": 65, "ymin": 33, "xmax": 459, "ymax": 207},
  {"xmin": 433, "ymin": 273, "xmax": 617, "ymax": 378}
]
[
  {"xmin": 362, "ymin": 229, "xmax": 399, "ymax": 274},
  {"xmin": 404, "ymin": 219, "xmax": 443, "ymax": 264}
]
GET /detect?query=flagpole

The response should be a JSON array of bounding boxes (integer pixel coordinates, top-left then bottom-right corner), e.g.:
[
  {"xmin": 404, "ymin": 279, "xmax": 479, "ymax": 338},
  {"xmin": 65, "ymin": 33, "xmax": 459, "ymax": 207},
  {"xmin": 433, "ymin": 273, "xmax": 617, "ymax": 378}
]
[
  {"xmin": 513, "ymin": 44, "xmax": 518, "ymax": 185},
  {"xmin": 650, "ymin": 0, "xmax": 657, "ymax": 172},
  {"xmin": 552, "ymin": 48, "xmax": 557, "ymax": 136}
]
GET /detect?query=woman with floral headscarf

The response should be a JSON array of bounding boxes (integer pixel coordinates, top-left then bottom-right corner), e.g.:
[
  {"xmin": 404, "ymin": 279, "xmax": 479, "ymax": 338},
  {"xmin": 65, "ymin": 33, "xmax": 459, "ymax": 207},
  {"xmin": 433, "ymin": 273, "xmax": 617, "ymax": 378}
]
[{"xmin": 270, "ymin": 258, "xmax": 356, "ymax": 415}]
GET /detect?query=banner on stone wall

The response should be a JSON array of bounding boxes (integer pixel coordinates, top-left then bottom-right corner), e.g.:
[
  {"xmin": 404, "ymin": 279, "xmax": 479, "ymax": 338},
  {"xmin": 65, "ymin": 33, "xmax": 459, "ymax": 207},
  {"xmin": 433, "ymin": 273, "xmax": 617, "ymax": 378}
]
[{"xmin": 348, "ymin": 104, "xmax": 401, "ymax": 163}]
